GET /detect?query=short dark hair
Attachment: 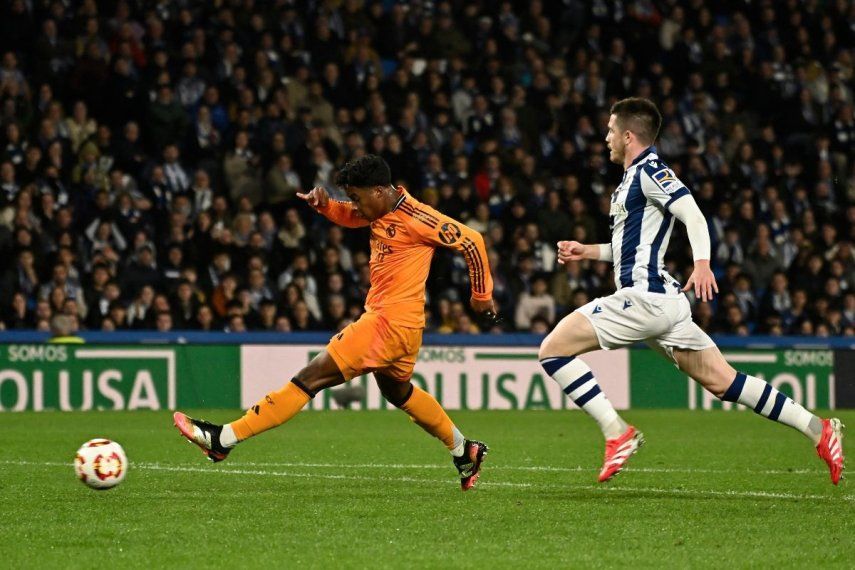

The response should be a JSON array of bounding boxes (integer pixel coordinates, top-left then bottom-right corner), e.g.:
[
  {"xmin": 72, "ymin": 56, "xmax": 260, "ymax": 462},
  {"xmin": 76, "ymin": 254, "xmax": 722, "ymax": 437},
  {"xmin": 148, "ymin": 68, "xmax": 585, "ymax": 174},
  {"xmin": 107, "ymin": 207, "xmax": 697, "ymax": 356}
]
[
  {"xmin": 335, "ymin": 154, "xmax": 391, "ymax": 188},
  {"xmin": 610, "ymin": 97, "xmax": 662, "ymax": 144}
]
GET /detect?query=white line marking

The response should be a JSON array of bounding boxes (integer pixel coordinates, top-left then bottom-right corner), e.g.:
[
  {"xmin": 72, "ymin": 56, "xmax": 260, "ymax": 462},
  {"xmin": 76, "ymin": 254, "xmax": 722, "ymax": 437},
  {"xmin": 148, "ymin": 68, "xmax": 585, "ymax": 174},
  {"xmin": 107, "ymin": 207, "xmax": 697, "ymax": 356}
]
[
  {"xmin": 722, "ymin": 353, "xmax": 778, "ymax": 363},
  {"xmin": 1, "ymin": 460, "xmax": 849, "ymax": 502},
  {"xmin": 202, "ymin": 460, "xmax": 828, "ymax": 476},
  {"xmin": 0, "ymin": 459, "xmax": 826, "ymax": 476}
]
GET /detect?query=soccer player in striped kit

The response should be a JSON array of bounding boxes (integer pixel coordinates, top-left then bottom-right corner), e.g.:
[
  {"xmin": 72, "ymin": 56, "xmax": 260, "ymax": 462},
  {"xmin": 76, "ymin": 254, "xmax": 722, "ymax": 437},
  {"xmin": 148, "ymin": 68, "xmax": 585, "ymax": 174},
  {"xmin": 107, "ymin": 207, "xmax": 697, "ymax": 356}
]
[
  {"xmin": 175, "ymin": 155, "xmax": 497, "ymax": 490},
  {"xmin": 539, "ymin": 98, "xmax": 844, "ymax": 485}
]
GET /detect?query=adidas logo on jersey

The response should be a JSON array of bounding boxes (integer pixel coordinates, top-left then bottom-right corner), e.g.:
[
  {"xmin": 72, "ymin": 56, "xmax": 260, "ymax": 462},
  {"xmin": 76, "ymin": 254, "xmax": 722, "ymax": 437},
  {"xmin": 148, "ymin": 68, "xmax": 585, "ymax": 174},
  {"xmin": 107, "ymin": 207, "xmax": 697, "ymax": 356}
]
[{"xmin": 592, "ymin": 305, "xmax": 603, "ymax": 314}]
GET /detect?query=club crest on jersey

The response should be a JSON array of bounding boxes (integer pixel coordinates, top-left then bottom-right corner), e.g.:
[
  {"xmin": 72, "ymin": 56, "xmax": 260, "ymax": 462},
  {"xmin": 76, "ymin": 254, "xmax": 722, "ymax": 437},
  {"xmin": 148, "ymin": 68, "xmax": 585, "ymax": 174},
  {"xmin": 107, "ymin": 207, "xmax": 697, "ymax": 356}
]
[
  {"xmin": 385, "ymin": 223, "xmax": 397, "ymax": 238},
  {"xmin": 609, "ymin": 202, "xmax": 627, "ymax": 218},
  {"xmin": 438, "ymin": 222, "xmax": 461, "ymax": 245}
]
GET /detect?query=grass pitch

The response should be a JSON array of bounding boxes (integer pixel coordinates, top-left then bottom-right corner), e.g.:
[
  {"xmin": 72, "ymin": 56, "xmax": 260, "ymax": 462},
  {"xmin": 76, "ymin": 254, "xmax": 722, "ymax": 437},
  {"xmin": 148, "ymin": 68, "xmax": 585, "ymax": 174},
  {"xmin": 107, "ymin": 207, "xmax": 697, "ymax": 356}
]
[{"xmin": 1, "ymin": 409, "xmax": 853, "ymax": 568}]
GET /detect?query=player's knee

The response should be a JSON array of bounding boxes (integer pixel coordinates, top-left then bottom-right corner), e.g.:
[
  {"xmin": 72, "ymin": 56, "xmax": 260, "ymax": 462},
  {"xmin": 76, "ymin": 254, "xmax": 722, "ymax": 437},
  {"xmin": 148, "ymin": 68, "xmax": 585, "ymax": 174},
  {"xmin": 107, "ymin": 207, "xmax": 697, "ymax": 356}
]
[
  {"xmin": 709, "ymin": 359, "xmax": 738, "ymax": 399},
  {"xmin": 712, "ymin": 368, "xmax": 739, "ymax": 399},
  {"xmin": 293, "ymin": 365, "xmax": 336, "ymax": 394},
  {"xmin": 292, "ymin": 369, "xmax": 322, "ymax": 394},
  {"xmin": 538, "ymin": 333, "xmax": 566, "ymax": 360},
  {"xmin": 378, "ymin": 379, "xmax": 413, "ymax": 408}
]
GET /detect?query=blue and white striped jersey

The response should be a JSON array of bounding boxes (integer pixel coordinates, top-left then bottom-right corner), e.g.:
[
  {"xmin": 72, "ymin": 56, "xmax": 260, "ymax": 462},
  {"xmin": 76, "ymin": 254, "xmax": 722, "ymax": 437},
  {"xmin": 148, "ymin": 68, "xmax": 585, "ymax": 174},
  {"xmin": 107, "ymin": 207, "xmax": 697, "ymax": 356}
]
[{"xmin": 609, "ymin": 146, "xmax": 690, "ymax": 296}]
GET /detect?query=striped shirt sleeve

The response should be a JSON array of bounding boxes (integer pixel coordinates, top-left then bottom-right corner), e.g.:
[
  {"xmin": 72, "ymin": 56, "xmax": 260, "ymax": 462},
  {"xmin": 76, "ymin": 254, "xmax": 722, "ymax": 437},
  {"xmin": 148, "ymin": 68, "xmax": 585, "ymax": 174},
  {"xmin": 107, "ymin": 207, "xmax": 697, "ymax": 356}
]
[
  {"xmin": 404, "ymin": 202, "xmax": 494, "ymax": 301},
  {"xmin": 640, "ymin": 161, "xmax": 690, "ymax": 212}
]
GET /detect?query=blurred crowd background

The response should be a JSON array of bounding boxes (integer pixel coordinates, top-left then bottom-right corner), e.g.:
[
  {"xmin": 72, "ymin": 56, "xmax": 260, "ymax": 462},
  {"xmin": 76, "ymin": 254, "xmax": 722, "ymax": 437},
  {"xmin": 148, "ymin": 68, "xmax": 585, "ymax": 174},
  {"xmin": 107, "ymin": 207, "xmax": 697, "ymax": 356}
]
[{"xmin": 0, "ymin": 0, "xmax": 852, "ymax": 337}]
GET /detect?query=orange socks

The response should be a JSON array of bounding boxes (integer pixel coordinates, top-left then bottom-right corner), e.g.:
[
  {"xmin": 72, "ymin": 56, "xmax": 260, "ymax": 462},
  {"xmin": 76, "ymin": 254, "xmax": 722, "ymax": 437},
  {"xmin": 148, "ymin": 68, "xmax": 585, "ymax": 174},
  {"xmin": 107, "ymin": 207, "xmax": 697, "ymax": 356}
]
[
  {"xmin": 229, "ymin": 381, "xmax": 459, "ymax": 452},
  {"xmin": 400, "ymin": 386, "xmax": 456, "ymax": 449},
  {"xmin": 230, "ymin": 381, "xmax": 311, "ymax": 441}
]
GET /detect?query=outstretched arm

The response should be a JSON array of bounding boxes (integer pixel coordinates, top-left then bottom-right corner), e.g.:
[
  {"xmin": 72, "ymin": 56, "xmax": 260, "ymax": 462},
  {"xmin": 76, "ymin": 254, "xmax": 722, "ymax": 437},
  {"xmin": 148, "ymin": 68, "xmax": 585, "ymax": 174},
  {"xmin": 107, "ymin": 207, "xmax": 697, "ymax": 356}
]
[
  {"xmin": 557, "ymin": 241, "xmax": 613, "ymax": 263},
  {"xmin": 297, "ymin": 186, "xmax": 370, "ymax": 228},
  {"xmin": 669, "ymin": 195, "xmax": 718, "ymax": 302}
]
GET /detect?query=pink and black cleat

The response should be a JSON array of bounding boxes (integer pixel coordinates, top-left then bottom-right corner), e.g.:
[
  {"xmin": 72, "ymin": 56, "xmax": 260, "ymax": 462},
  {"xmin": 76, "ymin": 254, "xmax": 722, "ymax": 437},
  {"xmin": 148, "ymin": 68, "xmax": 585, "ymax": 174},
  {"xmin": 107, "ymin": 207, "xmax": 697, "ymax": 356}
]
[
  {"xmin": 173, "ymin": 411, "xmax": 231, "ymax": 463},
  {"xmin": 453, "ymin": 440, "xmax": 489, "ymax": 491}
]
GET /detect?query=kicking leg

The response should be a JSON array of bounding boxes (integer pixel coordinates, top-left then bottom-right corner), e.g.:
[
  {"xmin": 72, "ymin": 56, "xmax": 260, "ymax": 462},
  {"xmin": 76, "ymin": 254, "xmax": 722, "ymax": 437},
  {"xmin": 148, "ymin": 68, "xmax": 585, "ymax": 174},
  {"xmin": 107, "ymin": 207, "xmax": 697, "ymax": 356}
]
[
  {"xmin": 376, "ymin": 373, "xmax": 487, "ymax": 491},
  {"xmin": 173, "ymin": 351, "xmax": 344, "ymax": 462},
  {"xmin": 539, "ymin": 312, "xmax": 642, "ymax": 482},
  {"xmin": 673, "ymin": 346, "xmax": 845, "ymax": 484}
]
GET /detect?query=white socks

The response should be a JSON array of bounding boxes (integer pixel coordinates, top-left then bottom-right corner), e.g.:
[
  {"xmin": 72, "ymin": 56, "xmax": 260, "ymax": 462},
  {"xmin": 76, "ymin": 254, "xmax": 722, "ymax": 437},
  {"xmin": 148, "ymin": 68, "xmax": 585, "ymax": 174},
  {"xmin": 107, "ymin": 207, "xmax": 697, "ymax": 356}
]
[
  {"xmin": 540, "ymin": 356, "xmax": 627, "ymax": 439},
  {"xmin": 450, "ymin": 427, "xmax": 465, "ymax": 457},
  {"xmin": 721, "ymin": 372, "xmax": 823, "ymax": 444},
  {"xmin": 220, "ymin": 424, "xmax": 238, "ymax": 448}
]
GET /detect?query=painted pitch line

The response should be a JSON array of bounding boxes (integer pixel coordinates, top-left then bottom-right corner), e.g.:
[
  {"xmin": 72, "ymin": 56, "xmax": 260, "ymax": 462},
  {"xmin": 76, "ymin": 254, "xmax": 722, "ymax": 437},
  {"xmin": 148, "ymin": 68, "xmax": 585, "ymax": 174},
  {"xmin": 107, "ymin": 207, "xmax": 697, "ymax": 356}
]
[
  {"xmin": 228, "ymin": 460, "xmax": 825, "ymax": 476},
  {"xmin": 1, "ymin": 460, "xmax": 849, "ymax": 503},
  {"xmin": 0, "ymin": 458, "xmax": 828, "ymax": 476}
]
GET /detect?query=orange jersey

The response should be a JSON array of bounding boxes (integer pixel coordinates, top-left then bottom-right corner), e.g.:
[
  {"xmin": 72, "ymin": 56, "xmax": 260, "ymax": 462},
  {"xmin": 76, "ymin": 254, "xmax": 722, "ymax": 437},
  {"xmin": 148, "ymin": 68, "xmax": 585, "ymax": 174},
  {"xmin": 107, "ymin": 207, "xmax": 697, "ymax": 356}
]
[{"xmin": 316, "ymin": 187, "xmax": 493, "ymax": 328}]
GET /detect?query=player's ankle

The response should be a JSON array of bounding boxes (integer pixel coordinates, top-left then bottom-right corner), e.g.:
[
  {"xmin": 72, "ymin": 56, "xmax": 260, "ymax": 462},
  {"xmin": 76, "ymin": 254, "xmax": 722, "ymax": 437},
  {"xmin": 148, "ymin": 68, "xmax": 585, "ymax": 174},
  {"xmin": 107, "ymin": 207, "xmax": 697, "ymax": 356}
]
[
  {"xmin": 450, "ymin": 427, "xmax": 466, "ymax": 457},
  {"xmin": 220, "ymin": 424, "xmax": 239, "ymax": 448},
  {"xmin": 602, "ymin": 416, "xmax": 628, "ymax": 440}
]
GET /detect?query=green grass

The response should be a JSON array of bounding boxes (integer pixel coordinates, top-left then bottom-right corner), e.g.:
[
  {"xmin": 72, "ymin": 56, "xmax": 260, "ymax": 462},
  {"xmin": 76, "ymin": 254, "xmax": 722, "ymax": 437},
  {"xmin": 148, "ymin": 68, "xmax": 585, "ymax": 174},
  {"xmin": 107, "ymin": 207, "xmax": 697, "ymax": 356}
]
[{"xmin": 1, "ymin": 410, "xmax": 853, "ymax": 568}]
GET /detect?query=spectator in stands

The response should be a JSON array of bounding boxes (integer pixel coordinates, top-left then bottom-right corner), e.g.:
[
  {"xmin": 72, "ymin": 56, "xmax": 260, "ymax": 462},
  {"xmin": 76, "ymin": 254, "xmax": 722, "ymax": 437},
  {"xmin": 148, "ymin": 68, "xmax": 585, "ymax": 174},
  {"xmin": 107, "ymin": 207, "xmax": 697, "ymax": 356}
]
[
  {"xmin": 0, "ymin": 0, "xmax": 849, "ymax": 338},
  {"xmin": 514, "ymin": 276, "xmax": 555, "ymax": 331}
]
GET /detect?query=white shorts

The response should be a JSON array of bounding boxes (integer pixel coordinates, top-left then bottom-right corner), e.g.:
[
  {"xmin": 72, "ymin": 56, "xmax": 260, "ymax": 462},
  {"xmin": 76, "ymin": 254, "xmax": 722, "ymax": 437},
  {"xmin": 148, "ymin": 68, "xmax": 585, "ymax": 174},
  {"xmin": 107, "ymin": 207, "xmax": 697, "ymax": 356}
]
[{"xmin": 577, "ymin": 288, "xmax": 714, "ymax": 360}]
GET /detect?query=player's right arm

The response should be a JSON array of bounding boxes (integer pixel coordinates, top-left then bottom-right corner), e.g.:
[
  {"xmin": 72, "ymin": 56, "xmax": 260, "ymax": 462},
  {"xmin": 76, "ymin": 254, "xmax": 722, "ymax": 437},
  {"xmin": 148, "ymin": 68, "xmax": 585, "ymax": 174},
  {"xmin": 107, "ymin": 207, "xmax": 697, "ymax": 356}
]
[
  {"xmin": 557, "ymin": 241, "xmax": 613, "ymax": 264},
  {"xmin": 409, "ymin": 204, "xmax": 496, "ymax": 315},
  {"xmin": 297, "ymin": 186, "xmax": 370, "ymax": 228}
]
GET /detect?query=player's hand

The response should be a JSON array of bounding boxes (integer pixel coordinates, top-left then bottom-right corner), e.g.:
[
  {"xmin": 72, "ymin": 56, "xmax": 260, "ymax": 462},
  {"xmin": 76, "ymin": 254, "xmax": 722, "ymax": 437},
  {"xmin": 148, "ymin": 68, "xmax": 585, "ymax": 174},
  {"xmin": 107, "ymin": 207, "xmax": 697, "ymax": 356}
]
[
  {"xmin": 557, "ymin": 240, "xmax": 587, "ymax": 264},
  {"xmin": 296, "ymin": 186, "xmax": 330, "ymax": 209},
  {"xmin": 471, "ymin": 297, "xmax": 502, "ymax": 329},
  {"xmin": 470, "ymin": 297, "xmax": 495, "ymax": 313},
  {"xmin": 682, "ymin": 260, "xmax": 719, "ymax": 302}
]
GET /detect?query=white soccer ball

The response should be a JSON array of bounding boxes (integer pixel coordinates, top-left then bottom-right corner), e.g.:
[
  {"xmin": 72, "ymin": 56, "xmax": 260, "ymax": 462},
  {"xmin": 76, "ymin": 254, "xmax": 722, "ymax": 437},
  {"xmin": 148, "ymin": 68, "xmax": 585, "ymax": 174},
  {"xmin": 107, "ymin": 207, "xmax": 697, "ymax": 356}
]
[{"xmin": 74, "ymin": 439, "xmax": 128, "ymax": 490}]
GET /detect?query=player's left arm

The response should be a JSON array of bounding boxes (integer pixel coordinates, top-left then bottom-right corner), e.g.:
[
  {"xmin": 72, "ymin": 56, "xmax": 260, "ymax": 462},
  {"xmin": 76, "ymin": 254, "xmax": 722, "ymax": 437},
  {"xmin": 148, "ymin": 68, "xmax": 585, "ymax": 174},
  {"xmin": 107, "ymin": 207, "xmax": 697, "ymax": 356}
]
[
  {"xmin": 297, "ymin": 186, "xmax": 370, "ymax": 228},
  {"xmin": 414, "ymin": 205, "xmax": 496, "ymax": 315},
  {"xmin": 640, "ymin": 163, "xmax": 717, "ymax": 302}
]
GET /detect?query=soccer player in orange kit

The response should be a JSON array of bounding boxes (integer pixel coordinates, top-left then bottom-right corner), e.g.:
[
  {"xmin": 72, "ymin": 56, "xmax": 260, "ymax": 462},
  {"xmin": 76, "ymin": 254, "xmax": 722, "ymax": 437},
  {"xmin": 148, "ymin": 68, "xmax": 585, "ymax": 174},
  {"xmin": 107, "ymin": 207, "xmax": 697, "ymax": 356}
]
[{"xmin": 174, "ymin": 155, "xmax": 497, "ymax": 490}]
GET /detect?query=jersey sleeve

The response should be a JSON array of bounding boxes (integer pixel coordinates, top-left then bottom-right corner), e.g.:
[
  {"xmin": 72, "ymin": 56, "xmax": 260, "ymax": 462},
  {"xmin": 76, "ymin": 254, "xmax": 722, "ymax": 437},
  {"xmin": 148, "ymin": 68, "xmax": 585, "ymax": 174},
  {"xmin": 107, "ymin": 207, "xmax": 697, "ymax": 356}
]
[
  {"xmin": 405, "ymin": 203, "xmax": 494, "ymax": 301},
  {"xmin": 639, "ymin": 160, "xmax": 691, "ymax": 212},
  {"xmin": 315, "ymin": 199, "xmax": 371, "ymax": 228}
]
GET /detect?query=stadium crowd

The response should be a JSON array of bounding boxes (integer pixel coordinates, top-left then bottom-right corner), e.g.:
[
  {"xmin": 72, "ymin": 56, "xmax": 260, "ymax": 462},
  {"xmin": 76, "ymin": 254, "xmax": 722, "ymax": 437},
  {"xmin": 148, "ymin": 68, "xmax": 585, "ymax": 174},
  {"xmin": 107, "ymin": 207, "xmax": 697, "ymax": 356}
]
[{"xmin": 0, "ymin": 0, "xmax": 853, "ymax": 337}]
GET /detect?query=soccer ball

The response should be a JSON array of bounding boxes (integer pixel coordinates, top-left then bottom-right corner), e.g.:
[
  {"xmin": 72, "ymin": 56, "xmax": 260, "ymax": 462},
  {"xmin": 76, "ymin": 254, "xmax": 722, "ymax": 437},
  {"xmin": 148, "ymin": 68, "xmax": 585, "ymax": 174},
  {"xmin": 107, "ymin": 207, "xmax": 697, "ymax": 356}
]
[{"xmin": 74, "ymin": 439, "xmax": 128, "ymax": 490}]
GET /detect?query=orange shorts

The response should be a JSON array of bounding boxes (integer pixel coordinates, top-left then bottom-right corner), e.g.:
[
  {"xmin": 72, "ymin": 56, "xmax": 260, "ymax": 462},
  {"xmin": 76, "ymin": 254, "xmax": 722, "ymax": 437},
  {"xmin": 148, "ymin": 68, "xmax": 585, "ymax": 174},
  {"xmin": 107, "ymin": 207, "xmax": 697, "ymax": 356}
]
[{"xmin": 327, "ymin": 312, "xmax": 423, "ymax": 381}]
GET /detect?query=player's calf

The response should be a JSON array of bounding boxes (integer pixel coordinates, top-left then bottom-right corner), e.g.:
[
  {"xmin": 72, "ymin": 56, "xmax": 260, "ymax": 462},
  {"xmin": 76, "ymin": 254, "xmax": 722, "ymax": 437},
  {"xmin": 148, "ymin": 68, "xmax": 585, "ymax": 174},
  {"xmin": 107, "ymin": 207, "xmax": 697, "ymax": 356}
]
[
  {"xmin": 720, "ymin": 371, "xmax": 823, "ymax": 442},
  {"xmin": 382, "ymin": 376, "xmax": 488, "ymax": 489},
  {"xmin": 539, "ymin": 355, "xmax": 628, "ymax": 440}
]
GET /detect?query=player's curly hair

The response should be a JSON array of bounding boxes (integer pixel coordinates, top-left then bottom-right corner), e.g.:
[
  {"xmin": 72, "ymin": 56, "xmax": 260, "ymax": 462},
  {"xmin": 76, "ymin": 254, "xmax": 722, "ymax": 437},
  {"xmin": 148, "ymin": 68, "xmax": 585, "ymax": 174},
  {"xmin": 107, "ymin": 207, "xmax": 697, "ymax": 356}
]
[
  {"xmin": 610, "ymin": 97, "xmax": 662, "ymax": 144},
  {"xmin": 335, "ymin": 154, "xmax": 391, "ymax": 188}
]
